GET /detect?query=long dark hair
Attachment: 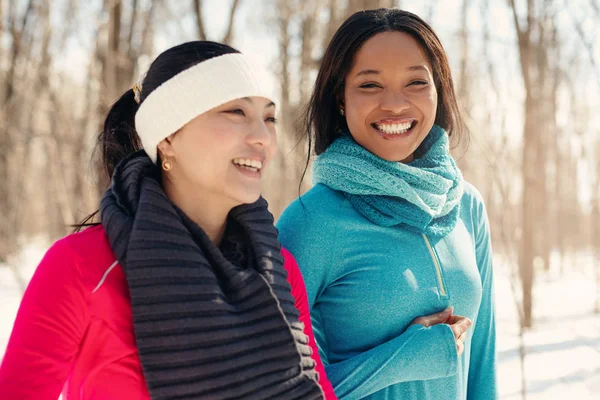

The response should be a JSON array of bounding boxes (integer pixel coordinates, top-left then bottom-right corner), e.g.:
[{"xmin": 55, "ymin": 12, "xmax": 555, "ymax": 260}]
[
  {"xmin": 303, "ymin": 8, "xmax": 465, "ymax": 158},
  {"xmin": 75, "ymin": 41, "xmax": 240, "ymax": 231}
]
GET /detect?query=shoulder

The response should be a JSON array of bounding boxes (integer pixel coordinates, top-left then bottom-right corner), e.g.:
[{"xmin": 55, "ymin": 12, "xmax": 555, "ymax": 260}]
[
  {"xmin": 460, "ymin": 181, "xmax": 488, "ymax": 221},
  {"xmin": 277, "ymin": 186, "xmax": 354, "ymax": 293},
  {"xmin": 277, "ymin": 184, "xmax": 350, "ymax": 255},
  {"xmin": 279, "ymin": 184, "xmax": 347, "ymax": 221},
  {"xmin": 277, "ymin": 184, "xmax": 353, "ymax": 234},
  {"xmin": 459, "ymin": 180, "xmax": 491, "ymax": 245},
  {"xmin": 59, "ymin": 225, "xmax": 116, "ymax": 264},
  {"xmin": 461, "ymin": 181, "xmax": 485, "ymax": 207},
  {"xmin": 47, "ymin": 225, "xmax": 119, "ymax": 292}
]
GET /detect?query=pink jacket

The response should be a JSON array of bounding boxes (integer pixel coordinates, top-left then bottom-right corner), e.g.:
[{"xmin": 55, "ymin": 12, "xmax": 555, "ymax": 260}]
[{"xmin": 0, "ymin": 225, "xmax": 336, "ymax": 399}]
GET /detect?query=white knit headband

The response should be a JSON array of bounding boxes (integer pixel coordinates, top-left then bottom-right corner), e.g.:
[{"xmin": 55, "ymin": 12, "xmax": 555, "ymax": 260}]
[{"xmin": 134, "ymin": 53, "xmax": 275, "ymax": 164}]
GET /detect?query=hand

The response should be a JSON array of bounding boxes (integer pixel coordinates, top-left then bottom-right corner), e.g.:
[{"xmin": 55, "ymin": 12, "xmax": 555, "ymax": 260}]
[
  {"xmin": 411, "ymin": 306, "xmax": 473, "ymax": 356},
  {"xmin": 446, "ymin": 314, "xmax": 472, "ymax": 356},
  {"xmin": 410, "ymin": 306, "xmax": 454, "ymax": 327}
]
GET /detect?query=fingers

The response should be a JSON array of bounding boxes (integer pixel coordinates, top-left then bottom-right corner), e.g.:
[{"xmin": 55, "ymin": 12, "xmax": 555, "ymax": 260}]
[
  {"xmin": 409, "ymin": 308, "xmax": 472, "ymax": 357},
  {"xmin": 411, "ymin": 306, "xmax": 454, "ymax": 327},
  {"xmin": 455, "ymin": 329, "xmax": 469, "ymax": 356},
  {"xmin": 449, "ymin": 316, "xmax": 472, "ymax": 357},
  {"xmin": 449, "ymin": 317, "xmax": 472, "ymax": 339},
  {"xmin": 456, "ymin": 339, "xmax": 465, "ymax": 356}
]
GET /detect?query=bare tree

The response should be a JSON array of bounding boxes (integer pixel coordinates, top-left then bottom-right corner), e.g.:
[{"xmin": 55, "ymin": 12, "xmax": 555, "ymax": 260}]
[
  {"xmin": 266, "ymin": 0, "xmax": 322, "ymax": 216},
  {"xmin": 453, "ymin": 0, "xmax": 473, "ymax": 176},
  {"xmin": 265, "ymin": 0, "xmax": 401, "ymax": 216},
  {"xmin": 593, "ymin": 153, "xmax": 600, "ymax": 312},
  {"xmin": 192, "ymin": 0, "xmax": 242, "ymax": 44},
  {"xmin": 508, "ymin": 0, "xmax": 559, "ymax": 328},
  {"xmin": 0, "ymin": 0, "xmax": 38, "ymax": 261},
  {"xmin": 94, "ymin": 0, "xmax": 158, "ymax": 194}
]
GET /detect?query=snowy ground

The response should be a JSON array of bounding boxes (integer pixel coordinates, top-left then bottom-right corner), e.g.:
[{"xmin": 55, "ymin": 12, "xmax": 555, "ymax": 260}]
[
  {"xmin": 1, "ymin": 239, "xmax": 599, "ymax": 399},
  {"xmin": 494, "ymin": 253, "xmax": 600, "ymax": 399}
]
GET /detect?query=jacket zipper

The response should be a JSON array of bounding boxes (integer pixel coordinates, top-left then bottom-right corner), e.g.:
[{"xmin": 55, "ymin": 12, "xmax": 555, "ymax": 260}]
[{"xmin": 422, "ymin": 234, "xmax": 447, "ymax": 296}]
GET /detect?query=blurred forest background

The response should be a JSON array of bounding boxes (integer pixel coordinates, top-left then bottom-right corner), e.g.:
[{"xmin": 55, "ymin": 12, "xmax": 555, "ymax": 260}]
[{"xmin": 0, "ymin": 0, "xmax": 599, "ymax": 365}]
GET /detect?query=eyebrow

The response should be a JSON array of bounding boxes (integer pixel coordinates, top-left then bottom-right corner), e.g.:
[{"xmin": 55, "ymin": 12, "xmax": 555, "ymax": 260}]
[
  {"xmin": 355, "ymin": 69, "xmax": 380, "ymax": 77},
  {"xmin": 407, "ymin": 65, "xmax": 429, "ymax": 72},
  {"xmin": 241, "ymin": 97, "xmax": 276, "ymax": 108},
  {"xmin": 355, "ymin": 65, "xmax": 430, "ymax": 77}
]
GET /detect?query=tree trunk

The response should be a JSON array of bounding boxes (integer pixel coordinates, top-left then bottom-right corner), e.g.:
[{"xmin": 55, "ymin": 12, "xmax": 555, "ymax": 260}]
[
  {"xmin": 0, "ymin": 0, "xmax": 37, "ymax": 260},
  {"xmin": 520, "ymin": 94, "xmax": 537, "ymax": 328},
  {"xmin": 593, "ymin": 197, "xmax": 600, "ymax": 313},
  {"xmin": 510, "ymin": 0, "xmax": 537, "ymax": 329}
]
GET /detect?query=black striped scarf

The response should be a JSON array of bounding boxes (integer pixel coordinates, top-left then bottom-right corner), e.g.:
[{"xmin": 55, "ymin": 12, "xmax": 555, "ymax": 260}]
[{"xmin": 100, "ymin": 151, "xmax": 324, "ymax": 400}]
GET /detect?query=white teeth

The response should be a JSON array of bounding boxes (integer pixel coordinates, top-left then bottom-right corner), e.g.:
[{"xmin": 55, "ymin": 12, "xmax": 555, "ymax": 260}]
[
  {"xmin": 376, "ymin": 121, "xmax": 413, "ymax": 134},
  {"xmin": 232, "ymin": 158, "xmax": 263, "ymax": 170}
]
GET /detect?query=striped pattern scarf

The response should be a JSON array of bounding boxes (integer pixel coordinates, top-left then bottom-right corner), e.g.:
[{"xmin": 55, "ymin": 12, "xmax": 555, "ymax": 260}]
[{"xmin": 100, "ymin": 151, "xmax": 324, "ymax": 400}]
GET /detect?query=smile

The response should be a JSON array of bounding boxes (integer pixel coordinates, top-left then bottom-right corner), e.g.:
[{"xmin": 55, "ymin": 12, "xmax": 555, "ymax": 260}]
[
  {"xmin": 371, "ymin": 119, "xmax": 417, "ymax": 135},
  {"xmin": 232, "ymin": 158, "xmax": 263, "ymax": 175}
]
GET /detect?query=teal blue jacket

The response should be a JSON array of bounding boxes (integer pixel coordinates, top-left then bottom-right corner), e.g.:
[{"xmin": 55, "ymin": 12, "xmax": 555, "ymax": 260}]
[{"xmin": 277, "ymin": 182, "xmax": 497, "ymax": 400}]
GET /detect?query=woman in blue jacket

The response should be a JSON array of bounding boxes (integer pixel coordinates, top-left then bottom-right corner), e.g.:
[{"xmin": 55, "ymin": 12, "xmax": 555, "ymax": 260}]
[{"xmin": 277, "ymin": 8, "xmax": 497, "ymax": 400}]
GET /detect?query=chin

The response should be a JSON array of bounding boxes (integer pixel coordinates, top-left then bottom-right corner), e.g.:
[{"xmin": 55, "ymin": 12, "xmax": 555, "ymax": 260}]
[
  {"xmin": 368, "ymin": 147, "xmax": 410, "ymax": 162},
  {"xmin": 233, "ymin": 192, "xmax": 262, "ymax": 206}
]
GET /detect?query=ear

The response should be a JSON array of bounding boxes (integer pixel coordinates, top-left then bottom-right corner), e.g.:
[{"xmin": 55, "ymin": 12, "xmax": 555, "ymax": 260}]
[
  {"xmin": 336, "ymin": 93, "xmax": 345, "ymax": 111},
  {"xmin": 157, "ymin": 133, "xmax": 177, "ymax": 159}
]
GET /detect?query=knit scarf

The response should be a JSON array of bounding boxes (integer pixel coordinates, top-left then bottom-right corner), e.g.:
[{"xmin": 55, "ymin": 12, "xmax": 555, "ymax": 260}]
[
  {"xmin": 313, "ymin": 125, "xmax": 463, "ymax": 237},
  {"xmin": 100, "ymin": 151, "xmax": 324, "ymax": 400}
]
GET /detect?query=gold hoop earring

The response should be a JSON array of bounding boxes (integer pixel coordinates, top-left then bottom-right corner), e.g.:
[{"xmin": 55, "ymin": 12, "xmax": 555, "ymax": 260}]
[{"xmin": 162, "ymin": 159, "xmax": 173, "ymax": 171}]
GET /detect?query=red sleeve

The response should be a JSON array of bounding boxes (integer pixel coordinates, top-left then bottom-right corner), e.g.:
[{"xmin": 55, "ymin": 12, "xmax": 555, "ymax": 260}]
[
  {"xmin": 0, "ymin": 238, "xmax": 90, "ymax": 399},
  {"xmin": 282, "ymin": 247, "xmax": 338, "ymax": 400}
]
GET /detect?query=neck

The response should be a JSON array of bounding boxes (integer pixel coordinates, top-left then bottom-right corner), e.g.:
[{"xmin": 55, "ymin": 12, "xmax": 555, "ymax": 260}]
[{"xmin": 162, "ymin": 177, "xmax": 235, "ymax": 246}]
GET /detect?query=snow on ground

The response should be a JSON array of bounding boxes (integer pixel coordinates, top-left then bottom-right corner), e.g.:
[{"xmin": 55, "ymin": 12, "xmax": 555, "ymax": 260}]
[
  {"xmin": 494, "ymin": 253, "xmax": 600, "ymax": 399},
  {"xmin": 0, "ymin": 237, "xmax": 48, "ymax": 352},
  {"xmin": 1, "ymin": 240, "xmax": 599, "ymax": 399}
]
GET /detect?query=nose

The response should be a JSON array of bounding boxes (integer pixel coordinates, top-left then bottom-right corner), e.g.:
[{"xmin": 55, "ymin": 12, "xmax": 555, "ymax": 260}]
[
  {"xmin": 247, "ymin": 118, "xmax": 275, "ymax": 148},
  {"xmin": 380, "ymin": 89, "xmax": 410, "ymax": 113}
]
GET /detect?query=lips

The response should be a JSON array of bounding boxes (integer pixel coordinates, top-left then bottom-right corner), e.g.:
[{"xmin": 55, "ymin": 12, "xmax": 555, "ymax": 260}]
[
  {"xmin": 232, "ymin": 158, "xmax": 263, "ymax": 173},
  {"xmin": 370, "ymin": 118, "xmax": 418, "ymax": 139},
  {"xmin": 371, "ymin": 119, "xmax": 417, "ymax": 135}
]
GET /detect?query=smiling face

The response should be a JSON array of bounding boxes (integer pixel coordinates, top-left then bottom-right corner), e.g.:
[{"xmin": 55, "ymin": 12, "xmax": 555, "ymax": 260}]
[
  {"xmin": 342, "ymin": 31, "xmax": 438, "ymax": 163},
  {"xmin": 157, "ymin": 96, "xmax": 278, "ymax": 208}
]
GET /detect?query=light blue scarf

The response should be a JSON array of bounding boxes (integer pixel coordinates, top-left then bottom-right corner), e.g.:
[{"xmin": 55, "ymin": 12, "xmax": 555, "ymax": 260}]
[{"xmin": 312, "ymin": 125, "xmax": 464, "ymax": 237}]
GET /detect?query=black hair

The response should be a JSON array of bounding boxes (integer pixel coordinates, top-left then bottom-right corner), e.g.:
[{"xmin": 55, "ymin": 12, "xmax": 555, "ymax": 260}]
[
  {"xmin": 299, "ymin": 8, "xmax": 466, "ymax": 189},
  {"xmin": 75, "ymin": 41, "xmax": 240, "ymax": 231}
]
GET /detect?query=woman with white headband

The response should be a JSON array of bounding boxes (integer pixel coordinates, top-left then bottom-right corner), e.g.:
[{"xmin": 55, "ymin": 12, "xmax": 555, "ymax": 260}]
[{"xmin": 0, "ymin": 41, "xmax": 336, "ymax": 400}]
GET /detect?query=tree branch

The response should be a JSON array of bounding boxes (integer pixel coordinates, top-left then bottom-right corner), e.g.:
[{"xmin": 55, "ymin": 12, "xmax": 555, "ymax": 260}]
[
  {"xmin": 193, "ymin": 0, "xmax": 207, "ymax": 40},
  {"xmin": 590, "ymin": 0, "xmax": 599, "ymax": 15},
  {"xmin": 0, "ymin": 0, "xmax": 4, "ymax": 38},
  {"xmin": 221, "ymin": 0, "xmax": 241, "ymax": 45},
  {"xmin": 566, "ymin": 5, "xmax": 600, "ymax": 88},
  {"xmin": 508, "ymin": 0, "xmax": 532, "ymax": 92},
  {"xmin": 4, "ymin": 0, "xmax": 37, "ymax": 106},
  {"xmin": 138, "ymin": 0, "xmax": 157, "ymax": 57},
  {"xmin": 127, "ymin": 0, "xmax": 139, "ymax": 57}
]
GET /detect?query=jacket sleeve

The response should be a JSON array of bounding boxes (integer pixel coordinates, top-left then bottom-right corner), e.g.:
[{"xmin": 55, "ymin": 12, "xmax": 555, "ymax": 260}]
[
  {"xmin": 467, "ymin": 199, "xmax": 498, "ymax": 400},
  {"xmin": 0, "ymin": 238, "xmax": 90, "ymax": 399},
  {"xmin": 282, "ymin": 248, "xmax": 338, "ymax": 400},
  {"xmin": 322, "ymin": 323, "xmax": 458, "ymax": 399}
]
